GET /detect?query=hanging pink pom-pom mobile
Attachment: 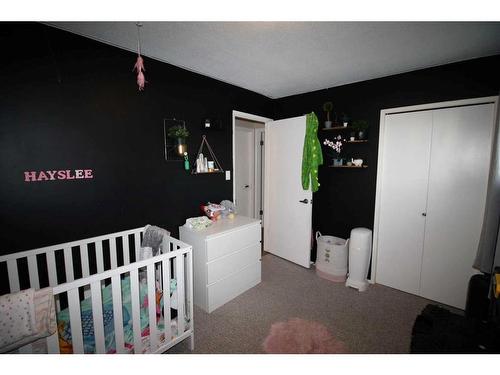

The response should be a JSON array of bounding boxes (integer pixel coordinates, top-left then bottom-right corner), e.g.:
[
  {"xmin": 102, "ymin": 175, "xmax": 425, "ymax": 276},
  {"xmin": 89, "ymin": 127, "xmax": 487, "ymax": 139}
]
[{"xmin": 133, "ymin": 23, "xmax": 147, "ymax": 91}]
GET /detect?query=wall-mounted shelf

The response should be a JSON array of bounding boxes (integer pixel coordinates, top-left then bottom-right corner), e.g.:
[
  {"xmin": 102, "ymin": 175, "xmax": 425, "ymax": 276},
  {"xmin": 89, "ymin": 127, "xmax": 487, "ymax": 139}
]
[
  {"xmin": 328, "ymin": 165, "xmax": 368, "ymax": 169},
  {"xmin": 322, "ymin": 126, "xmax": 351, "ymax": 130},
  {"xmin": 191, "ymin": 135, "xmax": 224, "ymax": 175},
  {"xmin": 192, "ymin": 171, "xmax": 224, "ymax": 175}
]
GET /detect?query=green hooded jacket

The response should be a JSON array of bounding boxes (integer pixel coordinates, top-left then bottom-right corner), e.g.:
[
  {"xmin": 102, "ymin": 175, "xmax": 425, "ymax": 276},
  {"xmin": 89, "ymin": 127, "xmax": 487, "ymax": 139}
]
[{"xmin": 301, "ymin": 112, "xmax": 323, "ymax": 192}]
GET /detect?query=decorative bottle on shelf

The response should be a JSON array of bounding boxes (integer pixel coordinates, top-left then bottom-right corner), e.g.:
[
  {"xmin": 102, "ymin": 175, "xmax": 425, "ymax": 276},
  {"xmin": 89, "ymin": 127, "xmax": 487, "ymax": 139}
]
[
  {"xmin": 196, "ymin": 153, "xmax": 204, "ymax": 173},
  {"xmin": 184, "ymin": 152, "xmax": 190, "ymax": 171}
]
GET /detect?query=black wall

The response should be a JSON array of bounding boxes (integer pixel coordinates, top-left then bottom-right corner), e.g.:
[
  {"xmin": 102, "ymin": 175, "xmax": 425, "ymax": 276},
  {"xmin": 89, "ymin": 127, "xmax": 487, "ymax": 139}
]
[
  {"xmin": 274, "ymin": 55, "xmax": 500, "ymax": 247},
  {"xmin": 2, "ymin": 22, "xmax": 500, "ymax": 258},
  {"xmin": 0, "ymin": 23, "xmax": 273, "ymax": 254}
]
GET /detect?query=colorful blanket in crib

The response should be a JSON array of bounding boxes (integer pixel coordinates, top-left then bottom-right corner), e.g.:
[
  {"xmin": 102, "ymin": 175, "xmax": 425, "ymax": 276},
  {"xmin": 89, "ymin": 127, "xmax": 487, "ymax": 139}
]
[{"xmin": 57, "ymin": 276, "xmax": 176, "ymax": 354}]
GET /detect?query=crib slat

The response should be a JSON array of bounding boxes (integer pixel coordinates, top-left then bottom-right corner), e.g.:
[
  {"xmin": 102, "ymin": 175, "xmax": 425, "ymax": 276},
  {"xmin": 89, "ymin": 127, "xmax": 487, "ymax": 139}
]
[
  {"xmin": 147, "ymin": 263, "xmax": 158, "ymax": 351},
  {"xmin": 187, "ymin": 250, "xmax": 194, "ymax": 351},
  {"xmin": 27, "ymin": 255, "xmax": 40, "ymax": 290},
  {"xmin": 111, "ymin": 275, "xmax": 125, "ymax": 353},
  {"xmin": 81, "ymin": 245, "xmax": 90, "ymax": 277},
  {"xmin": 171, "ymin": 256, "xmax": 176, "ymax": 279},
  {"xmin": 110, "ymin": 238, "xmax": 117, "ymax": 269},
  {"xmin": 96, "ymin": 241, "xmax": 104, "ymax": 273},
  {"xmin": 187, "ymin": 250, "xmax": 193, "ymax": 329},
  {"xmin": 7, "ymin": 259, "xmax": 20, "ymax": 293},
  {"xmin": 46, "ymin": 332, "xmax": 60, "ymax": 354},
  {"xmin": 162, "ymin": 258, "xmax": 172, "ymax": 342},
  {"xmin": 46, "ymin": 251, "xmax": 58, "ymax": 287},
  {"xmin": 68, "ymin": 289, "xmax": 84, "ymax": 354},
  {"xmin": 134, "ymin": 233, "xmax": 141, "ymax": 262},
  {"xmin": 129, "ymin": 269, "xmax": 143, "ymax": 354},
  {"xmin": 90, "ymin": 281, "xmax": 106, "ymax": 353},
  {"xmin": 176, "ymin": 255, "xmax": 185, "ymax": 335},
  {"xmin": 63, "ymin": 247, "xmax": 74, "ymax": 282},
  {"xmin": 123, "ymin": 235, "xmax": 130, "ymax": 266}
]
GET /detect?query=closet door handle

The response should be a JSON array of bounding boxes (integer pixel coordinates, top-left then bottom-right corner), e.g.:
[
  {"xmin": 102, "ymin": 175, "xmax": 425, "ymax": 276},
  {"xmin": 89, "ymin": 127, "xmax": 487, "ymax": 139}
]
[
  {"xmin": 299, "ymin": 199, "xmax": 309, "ymax": 204},
  {"xmin": 421, "ymin": 213, "xmax": 427, "ymax": 217}
]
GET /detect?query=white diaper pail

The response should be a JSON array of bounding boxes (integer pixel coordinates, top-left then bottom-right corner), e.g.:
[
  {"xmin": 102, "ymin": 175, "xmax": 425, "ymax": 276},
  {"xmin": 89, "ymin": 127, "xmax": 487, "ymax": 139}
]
[
  {"xmin": 345, "ymin": 227, "xmax": 372, "ymax": 292},
  {"xmin": 315, "ymin": 232, "xmax": 349, "ymax": 282}
]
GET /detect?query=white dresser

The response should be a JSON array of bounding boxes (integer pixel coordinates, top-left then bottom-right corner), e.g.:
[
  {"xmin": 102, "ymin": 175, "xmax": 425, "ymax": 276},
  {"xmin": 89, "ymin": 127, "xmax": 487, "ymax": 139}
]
[{"xmin": 179, "ymin": 216, "xmax": 261, "ymax": 313}]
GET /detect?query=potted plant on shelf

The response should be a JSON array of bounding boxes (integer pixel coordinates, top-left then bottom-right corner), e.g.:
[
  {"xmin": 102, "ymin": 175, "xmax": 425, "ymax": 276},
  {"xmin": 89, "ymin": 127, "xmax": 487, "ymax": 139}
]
[
  {"xmin": 341, "ymin": 113, "xmax": 350, "ymax": 127},
  {"xmin": 352, "ymin": 120, "xmax": 369, "ymax": 140},
  {"xmin": 168, "ymin": 125, "xmax": 190, "ymax": 155},
  {"xmin": 323, "ymin": 135, "xmax": 345, "ymax": 166},
  {"xmin": 323, "ymin": 101, "xmax": 334, "ymax": 128}
]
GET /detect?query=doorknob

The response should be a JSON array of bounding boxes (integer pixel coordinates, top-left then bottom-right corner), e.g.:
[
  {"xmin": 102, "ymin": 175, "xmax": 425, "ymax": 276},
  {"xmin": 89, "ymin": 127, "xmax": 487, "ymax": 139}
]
[
  {"xmin": 422, "ymin": 213, "xmax": 427, "ymax": 217},
  {"xmin": 299, "ymin": 199, "xmax": 309, "ymax": 204},
  {"xmin": 243, "ymin": 184, "xmax": 250, "ymax": 188}
]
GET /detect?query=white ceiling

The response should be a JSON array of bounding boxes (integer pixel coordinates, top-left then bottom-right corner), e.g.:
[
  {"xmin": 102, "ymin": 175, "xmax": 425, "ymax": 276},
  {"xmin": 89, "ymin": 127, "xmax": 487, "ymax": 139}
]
[{"xmin": 49, "ymin": 22, "xmax": 500, "ymax": 99}]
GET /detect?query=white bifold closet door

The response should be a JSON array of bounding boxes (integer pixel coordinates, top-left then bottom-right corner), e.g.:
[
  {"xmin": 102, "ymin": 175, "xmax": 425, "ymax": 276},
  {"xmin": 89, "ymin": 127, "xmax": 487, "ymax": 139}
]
[
  {"xmin": 376, "ymin": 102, "xmax": 495, "ymax": 309},
  {"xmin": 376, "ymin": 111, "xmax": 433, "ymax": 295},
  {"xmin": 420, "ymin": 104, "xmax": 494, "ymax": 308}
]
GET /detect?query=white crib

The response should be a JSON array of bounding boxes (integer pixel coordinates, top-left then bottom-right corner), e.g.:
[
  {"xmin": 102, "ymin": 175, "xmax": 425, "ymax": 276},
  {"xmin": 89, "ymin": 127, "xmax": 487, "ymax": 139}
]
[{"xmin": 0, "ymin": 226, "xmax": 194, "ymax": 354}]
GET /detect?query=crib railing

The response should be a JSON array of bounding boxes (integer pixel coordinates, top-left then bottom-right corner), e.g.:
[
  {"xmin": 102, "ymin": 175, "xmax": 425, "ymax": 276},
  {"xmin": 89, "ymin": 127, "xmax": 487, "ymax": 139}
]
[
  {"xmin": 49, "ymin": 244, "xmax": 193, "ymax": 354},
  {"xmin": 0, "ymin": 228, "xmax": 194, "ymax": 354},
  {"xmin": 0, "ymin": 227, "xmax": 148, "ymax": 294}
]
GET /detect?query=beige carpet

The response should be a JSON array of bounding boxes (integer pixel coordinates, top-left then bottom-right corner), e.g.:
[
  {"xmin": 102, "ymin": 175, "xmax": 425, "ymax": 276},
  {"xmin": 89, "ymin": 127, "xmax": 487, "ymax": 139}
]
[{"xmin": 167, "ymin": 253, "xmax": 432, "ymax": 354}]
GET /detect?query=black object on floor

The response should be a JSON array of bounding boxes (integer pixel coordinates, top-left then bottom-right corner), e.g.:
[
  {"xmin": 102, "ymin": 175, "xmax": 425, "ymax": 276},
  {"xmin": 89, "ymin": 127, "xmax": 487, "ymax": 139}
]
[
  {"xmin": 411, "ymin": 304, "xmax": 500, "ymax": 353},
  {"xmin": 465, "ymin": 274, "xmax": 490, "ymax": 321}
]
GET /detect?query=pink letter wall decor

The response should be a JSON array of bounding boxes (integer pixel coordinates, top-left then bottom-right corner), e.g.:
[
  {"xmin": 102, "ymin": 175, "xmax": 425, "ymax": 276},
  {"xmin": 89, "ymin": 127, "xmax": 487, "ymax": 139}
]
[
  {"xmin": 23, "ymin": 169, "xmax": 94, "ymax": 182},
  {"xmin": 24, "ymin": 171, "xmax": 37, "ymax": 182}
]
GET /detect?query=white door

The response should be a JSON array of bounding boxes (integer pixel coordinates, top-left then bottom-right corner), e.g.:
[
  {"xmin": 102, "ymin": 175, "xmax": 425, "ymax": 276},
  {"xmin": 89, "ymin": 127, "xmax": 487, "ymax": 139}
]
[
  {"xmin": 420, "ymin": 104, "xmax": 494, "ymax": 308},
  {"xmin": 235, "ymin": 126, "xmax": 255, "ymax": 218},
  {"xmin": 376, "ymin": 111, "xmax": 433, "ymax": 295},
  {"xmin": 264, "ymin": 115, "xmax": 312, "ymax": 268}
]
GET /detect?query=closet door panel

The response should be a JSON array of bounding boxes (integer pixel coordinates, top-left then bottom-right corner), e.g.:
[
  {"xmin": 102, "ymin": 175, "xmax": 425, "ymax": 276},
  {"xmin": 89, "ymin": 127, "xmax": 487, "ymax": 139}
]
[
  {"xmin": 420, "ymin": 104, "xmax": 494, "ymax": 309},
  {"xmin": 376, "ymin": 111, "xmax": 433, "ymax": 294}
]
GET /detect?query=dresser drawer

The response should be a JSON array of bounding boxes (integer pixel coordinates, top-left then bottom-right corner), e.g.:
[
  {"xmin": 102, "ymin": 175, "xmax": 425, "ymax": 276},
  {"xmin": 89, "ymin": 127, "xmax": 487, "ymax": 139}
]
[
  {"xmin": 207, "ymin": 261, "xmax": 261, "ymax": 313},
  {"xmin": 206, "ymin": 223, "xmax": 260, "ymax": 261},
  {"xmin": 207, "ymin": 243, "xmax": 260, "ymax": 285}
]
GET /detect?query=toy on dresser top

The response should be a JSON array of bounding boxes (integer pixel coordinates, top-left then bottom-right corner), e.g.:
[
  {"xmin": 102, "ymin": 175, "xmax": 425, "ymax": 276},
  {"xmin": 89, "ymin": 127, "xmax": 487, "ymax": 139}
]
[
  {"xmin": 202, "ymin": 200, "xmax": 237, "ymax": 221},
  {"xmin": 183, "ymin": 200, "xmax": 238, "ymax": 231}
]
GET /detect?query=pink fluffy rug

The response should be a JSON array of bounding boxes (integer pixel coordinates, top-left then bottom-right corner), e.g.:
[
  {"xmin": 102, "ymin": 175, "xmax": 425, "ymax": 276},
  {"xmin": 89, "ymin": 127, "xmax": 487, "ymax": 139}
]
[{"xmin": 262, "ymin": 318, "xmax": 347, "ymax": 354}]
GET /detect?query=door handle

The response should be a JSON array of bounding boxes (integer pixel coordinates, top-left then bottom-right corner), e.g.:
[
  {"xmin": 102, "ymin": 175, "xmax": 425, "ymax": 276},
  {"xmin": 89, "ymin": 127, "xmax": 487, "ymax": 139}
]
[
  {"xmin": 422, "ymin": 213, "xmax": 427, "ymax": 217},
  {"xmin": 244, "ymin": 184, "xmax": 250, "ymax": 188},
  {"xmin": 299, "ymin": 199, "xmax": 309, "ymax": 204}
]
